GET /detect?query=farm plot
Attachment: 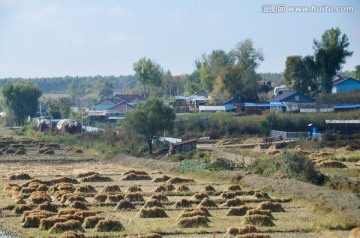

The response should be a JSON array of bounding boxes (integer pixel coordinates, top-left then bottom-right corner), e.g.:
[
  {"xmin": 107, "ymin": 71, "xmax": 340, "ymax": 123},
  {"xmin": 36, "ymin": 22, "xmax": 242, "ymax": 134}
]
[
  {"xmin": 0, "ymin": 161, "xmax": 323, "ymax": 238},
  {"xmin": 0, "ymin": 136, "xmax": 96, "ymax": 163}
]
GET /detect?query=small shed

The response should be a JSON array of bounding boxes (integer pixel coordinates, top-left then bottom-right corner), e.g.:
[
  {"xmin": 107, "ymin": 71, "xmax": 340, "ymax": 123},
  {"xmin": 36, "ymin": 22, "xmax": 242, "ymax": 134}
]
[
  {"xmin": 331, "ymin": 78, "xmax": 360, "ymax": 93},
  {"xmin": 170, "ymin": 139, "xmax": 197, "ymax": 154}
]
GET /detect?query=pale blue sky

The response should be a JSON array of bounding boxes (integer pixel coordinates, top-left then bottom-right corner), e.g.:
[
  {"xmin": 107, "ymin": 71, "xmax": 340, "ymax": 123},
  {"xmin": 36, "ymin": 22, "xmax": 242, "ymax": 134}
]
[{"xmin": 0, "ymin": 0, "xmax": 359, "ymax": 78}]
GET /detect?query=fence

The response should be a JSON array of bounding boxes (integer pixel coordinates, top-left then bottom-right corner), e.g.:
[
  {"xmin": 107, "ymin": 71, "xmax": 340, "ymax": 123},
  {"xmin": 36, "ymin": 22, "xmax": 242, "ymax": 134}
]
[{"xmin": 270, "ymin": 130, "xmax": 310, "ymax": 140}]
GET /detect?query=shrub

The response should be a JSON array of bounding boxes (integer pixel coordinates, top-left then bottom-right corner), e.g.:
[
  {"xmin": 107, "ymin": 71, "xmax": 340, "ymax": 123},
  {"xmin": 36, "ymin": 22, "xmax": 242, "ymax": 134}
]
[{"xmin": 280, "ymin": 151, "xmax": 325, "ymax": 185}]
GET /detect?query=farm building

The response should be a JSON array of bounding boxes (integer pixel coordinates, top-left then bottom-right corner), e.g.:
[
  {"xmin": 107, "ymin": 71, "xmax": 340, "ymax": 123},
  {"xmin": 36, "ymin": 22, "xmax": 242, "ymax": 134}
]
[
  {"xmin": 111, "ymin": 94, "xmax": 145, "ymax": 104},
  {"xmin": 93, "ymin": 98, "xmax": 117, "ymax": 111},
  {"xmin": 269, "ymin": 92, "xmax": 315, "ymax": 112},
  {"xmin": 170, "ymin": 99, "xmax": 189, "ymax": 113},
  {"xmin": 169, "ymin": 139, "xmax": 197, "ymax": 154},
  {"xmin": 331, "ymin": 77, "xmax": 360, "ymax": 93},
  {"xmin": 221, "ymin": 97, "xmax": 245, "ymax": 115}
]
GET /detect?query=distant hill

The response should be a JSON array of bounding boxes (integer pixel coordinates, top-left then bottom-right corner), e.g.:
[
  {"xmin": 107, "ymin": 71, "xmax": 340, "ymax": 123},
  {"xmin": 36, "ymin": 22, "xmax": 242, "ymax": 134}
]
[
  {"xmin": 0, "ymin": 75, "xmax": 137, "ymax": 94},
  {"xmin": 259, "ymin": 72, "xmax": 282, "ymax": 83}
]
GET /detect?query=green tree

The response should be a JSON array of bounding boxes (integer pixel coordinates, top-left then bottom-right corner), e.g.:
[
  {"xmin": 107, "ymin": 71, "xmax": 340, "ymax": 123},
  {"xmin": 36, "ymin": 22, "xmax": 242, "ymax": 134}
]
[
  {"xmin": 124, "ymin": 98, "xmax": 175, "ymax": 155},
  {"xmin": 1, "ymin": 82, "xmax": 42, "ymax": 125},
  {"xmin": 133, "ymin": 58, "xmax": 163, "ymax": 98},
  {"xmin": 232, "ymin": 39, "xmax": 264, "ymax": 70},
  {"xmin": 95, "ymin": 79, "xmax": 114, "ymax": 99},
  {"xmin": 353, "ymin": 65, "xmax": 360, "ymax": 79},
  {"xmin": 48, "ymin": 100, "xmax": 61, "ymax": 119},
  {"xmin": 314, "ymin": 27, "xmax": 353, "ymax": 93}
]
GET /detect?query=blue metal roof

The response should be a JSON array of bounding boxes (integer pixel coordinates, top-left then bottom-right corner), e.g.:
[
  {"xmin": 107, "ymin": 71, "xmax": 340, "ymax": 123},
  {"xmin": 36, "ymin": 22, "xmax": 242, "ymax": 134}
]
[{"xmin": 333, "ymin": 104, "xmax": 360, "ymax": 109}]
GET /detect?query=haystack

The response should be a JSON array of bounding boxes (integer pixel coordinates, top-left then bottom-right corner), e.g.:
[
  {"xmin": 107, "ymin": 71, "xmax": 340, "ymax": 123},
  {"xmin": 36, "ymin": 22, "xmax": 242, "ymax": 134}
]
[
  {"xmin": 93, "ymin": 194, "xmax": 107, "ymax": 203},
  {"xmin": 22, "ymin": 210, "xmax": 54, "ymax": 222},
  {"xmin": 236, "ymin": 233, "xmax": 271, "ymax": 238},
  {"xmin": 143, "ymin": 199, "xmax": 163, "ymax": 208},
  {"xmin": 152, "ymin": 175, "xmax": 171, "ymax": 182},
  {"xmin": 151, "ymin": 193, "xmax": 168, "ymax": 202},
  {"xmin": 223, "ymin": 225, "xmax": 257, "ymax": 237},
  {"xmin": 59, "ymin": 214, "xmax": 83, "ymax": 223},
  {"xmin": 51, "ymin": 177, "xmax": 78, "ymax": 184},
  {"xmin": 95, "ymin": 219, "xmax": 124, "ymax": 232},
  {"xmin": 350, "ymin": 227, "xmax": 360, "ymax": 238},
  {"xmin": 8, "ymin": 173, "xmax": 32, "ymax": 180},
  {"xmin": 221, "ymin": 198, "xmax": 245, "ymax": 207},
  {"xmin": 125, "ymin": 192, "xmax": 145, "ymax": 202},
  {"xmin": 226, "ymin": 205, "xmax": 253, "ymax": 216},
  {"xmin": 167, "ymin": 177, "xmax": 195, "ymax": 184},
  {"xmin": 57, "ymin": 208, "xmax": 81, "ymax": 216},
  {"xmin": 154, "ymin": 184, "xmax": 175, "ymax": 192},
  {"xmin": 198, "ymin": 198, "xmax": 217, "ymax": 208},
  {"xmin": 115, "ymin": 200, "xmax": 136, "ymax": 210},
  {"xmin": 203, "ymin": 185, "xmax": 216, "ymax": 193},
  {"xmin": 121, "ymin": 173, "xmax": 152, "ymax": 181},
  {"xmin": 139, "ymin": 207, "xmax": 168, "ymax": 218},
  {"xmin": 28, "ymin": 191, "xmax": 50, "ymax": 204},
  {"xmin": 3, "ymin": 183, "xmax": 19, "ymax": 192},
  {"xmin": 39, "ymin": 217, "xmax": 67, "ymax": 230},
  {"xmin": 174, "ymin": 198, "xmax": 192, "ymax": 208},
  {"xmin": 246, "ymin": 209, "xmax": 274, "ymax": 219},
  {"xmin": 74, "ymin": 210, "xmax": 97, "ymax": 219},
  {"xmin": 37, "ymin": 184, "xmax": 48, "ymax": 192},
  {"xmin": 256, "ymin": 202, "xmax": 285, "ymax": 212},
  {"xmin": 227, "ymin": 185, "xmax": 241, "ymax": 192},
  {"xmin": 82, "ymin": 215, "xmax": 106, "ymax": 228},
  {"xmin": 219, "ymin": 192, "xmax": 236, "ymax": 200},
  {"xmin": 177, "ymin": 215, "xmax": 209, "ymax": 228},
  {"xmin": 57, "ymin": 183, "xmax": 75, "ymax": 192},
  {"xmin": 105, "ymin": 194, "xmax": 124, "ymax": 203},
  {"xmin": 123, "ymin": 170, "xmax": 149, "ymax": 176},
  {"xmin": 13, "ymin": 205, "xmax": 32, "ymax": 215},
  {"xmin": 60, "ymin": 231, "xmax": 85, "ymax": 238},
  {"xmin": 100, "ymin": 185, "xmax": 121, "ymax": 193},
  {"xmin": 75, "ymin": 171, "xmax": 99, "ymax": 178},
  {"xmin": 79, "ymin": 174, "xmax": 112, "ymax": 182},
  {"xmin": 36, "ymin": 201, "xmax": 58, "ymax": 213},
  {"xmin": 191, "ymin": 192, "xmax": 209, "ymax": 201},
  {"xmin": 67, "ymin": 201, "xmax": 89, "ymax": 210},
  {"xmin": 178, "ymin": 209, "xmax": 209, "ymax": 220},
  {"xmin": 49, "ymin": 220, "xmax": 84, "ymax": 234},
  {"xmin": 62, "ymin": 194, "xmax": 87, "ymax": 205},
  {"xmin": 316, "ymin": 159, "xmax": 347, "ymax": 168},
  {"xmin": 126, "ymin": 185, "xmax": 142, "ymax": 193},
  {"xmin": 241, "ymin": 215, "xmax": 275, "ymax": 227},
  {"xmin": 75, "ymin": 185, "xmax": 97, "ymax": 194},
  {"xmin": 253, "ymin": 191, "xmax": 271, "ymax": 199},
  {"xmin": 175, "ymin": 185, "xmax": 190, "ymax": 193},
  {"xmin": 22, "ymin": 211, "xmax": 54, "ymax": 228}
]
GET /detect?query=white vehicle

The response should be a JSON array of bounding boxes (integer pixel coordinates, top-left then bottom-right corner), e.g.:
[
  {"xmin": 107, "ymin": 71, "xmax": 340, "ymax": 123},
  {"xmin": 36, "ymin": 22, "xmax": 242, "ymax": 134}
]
[{"xmin": 273, "ymin": 85, "xmax": 287, "ymax": 96}]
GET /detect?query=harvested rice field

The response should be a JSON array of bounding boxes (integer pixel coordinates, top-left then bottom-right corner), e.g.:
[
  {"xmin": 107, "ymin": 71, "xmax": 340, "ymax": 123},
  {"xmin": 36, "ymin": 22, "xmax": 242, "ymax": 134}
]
[{"xmin": 0, "ymin": 160, "xmax": 353, "ymax": 238}]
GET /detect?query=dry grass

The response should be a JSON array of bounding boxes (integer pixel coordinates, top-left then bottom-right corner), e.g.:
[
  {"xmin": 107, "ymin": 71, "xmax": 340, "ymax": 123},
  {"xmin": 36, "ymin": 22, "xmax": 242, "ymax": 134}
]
[
  {"xmin": 227, "ymin": 184, "xmax": 241, "ymax": 192},
  {"xmin": 315, "ymin": 160, "xmax": 347, "ymax": 168},
  {"xmin": 8, "ymin": 173, "xmax": 32, "ymax": 180},
  {"xmin": 235, "ymin": 233, "xmax": 271, "ymax": 238},
  {"xmin": 75, "ymin": 184, "xmax": 97, "ymax": 194},
  {"xmin": 39, "ymin": 217, "xmax": 67, "ymax": 230},
  {"xmin": 126, "ymin": 185, "xmax": 143, "ymax": 193},
  {"xmin": 223, "ymin": 225, "xmax": 257, "ymax": 237},
  {"xmin": 121, "ymin": 173, "xmax": 152, "ymax": 181},
  {"xmin": 57, "ymin": 183, "xmax": 75, "ymax": 192},
  {"xmin": 253, "ymin": 191, "xmax": 271, "ymax": 199},
  {"xmin": 115, "ymin": 200, "xmax": 136, "ymax": 210},
  {"xmin": 100, "ymin": 185, "xmax": 121, "ymax": 193},
  {"xmin": 139, "ymin": 207, "xmax": 168, "ymax": 218},
  {"xmin": 174, "ymin": 198, "xmax": 192, "ymax": 208},
  {"xmin": 198, "ymin": 198, "xmax": 217, "ymax": 208},
  {"xmin": 49, "ymin": 220, "xmax": 84, "ymax": 234},
  {"xmin": 226, "ymin": 206, "xmax": 254, "ymax": 216},
  {"xmin": 125, "ymin": 192, "xmax": 145, "ymax": 202},
  {"xmin": 256, "ymin": 202, "xmax": 285, "ymax": 212},
  {"xmin": 221, "ymin": 198, "xmax": 245, "ymax": 207},
  {"xmin": 123, "ymin": 170, "xmax": 149, "ymax": 176},
  {"xmin": 178, "ymin": 209, "xmax": 208, "ymax": 220},
  {"xmin": 350, "ymin": 227, "xmax": 360, "ymax": 238},
  {"xmin": 150, "ymin": 193, "xmax": 168, "ymax": 202},
  {"xmin": 191, "ymin": 192, "xmax": 209, "ymax": 201},
  {"xmin": 143, "ymin": 199, "xmax": 164, "ymax": 208},
  {"xmin": 167, "ymin": 177, "xmax": 195, "ymax": 184},
  {"xmin": 59, "ymin": 231, "xmax": 85, "ymax": 238},
  {"xmin": 105, "ymin": 194, "xmax": 124, "ymax": 203},
  {"xmin": 93, "ymin": 194, "xmax": 107, "ymax": 203},
  {"xmin": 28, "ymin": 191, "xmax": 50, "ymax": 204},
  {"xmin": 203, "ymin": 185, "xmax": 216, "ymax": 193},
  {"xmin": 219, "ymin": 192, "xmax": 236, "ymax": 200},
  {"xmin": 154, "ymin": 184, "xmax": 175, "ymax": 192},
  {"xmin": 75, "ymin": 171, "xmax": 99, "ymax": 178},
  {"xmin": 94, "ymin": 219, "xmax": 125, "ymax": 232},
  {"xmin": 246, "ymin": 209, "xmax": 274, "ymax": 220},
  {"xmin": 36, "ymin": 201, "xmax": 58, "ymax": 213},
  {"xmin": 152, "ymin": 175, "xmax": 171, "ymax": 182},
  {"xmin": 67, "ymin": 201, "xmax": 89, "ymax": 210},
  {"xmin": 79, "ymin": 174, "xmax": 112, "ymax": 182},
  {"xmin": 13, "ymin": 205, "xmax": 32, "ymax": 215},
  {"xmin": 241, "ymin": 215, "xmax": 275, "ymax": 227},
  {"xmin": 51, "ymin": 177, "xmax": 79, "ymax": 184},
  {"xmin": 177, "ymin": 215, "xmax": 209, "ymax": 228},
  {"xmin": 82, "ymin": 215, "xmax": 106, "ymax": 228}
]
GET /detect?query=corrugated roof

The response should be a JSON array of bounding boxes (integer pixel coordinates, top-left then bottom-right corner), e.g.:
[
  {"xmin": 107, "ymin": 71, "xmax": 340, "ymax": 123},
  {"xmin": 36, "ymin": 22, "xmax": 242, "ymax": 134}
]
[
  {"xmin": 173, "ymin": 138, "xmax": 197, "ymax": 146},
  {"xmin": 268, "ymin": 92, "xmax": 315, "ymax": 102},
  {"xmin": 333, "ymin": 77, "xmax": 360, "ymax": 86}
]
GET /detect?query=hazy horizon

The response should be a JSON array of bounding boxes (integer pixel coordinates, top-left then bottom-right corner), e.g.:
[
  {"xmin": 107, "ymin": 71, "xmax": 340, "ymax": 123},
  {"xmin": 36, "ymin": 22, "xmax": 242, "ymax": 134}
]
[{"xmin": 1, "ymin": 0, "xmax": 359, "ymax": 78}]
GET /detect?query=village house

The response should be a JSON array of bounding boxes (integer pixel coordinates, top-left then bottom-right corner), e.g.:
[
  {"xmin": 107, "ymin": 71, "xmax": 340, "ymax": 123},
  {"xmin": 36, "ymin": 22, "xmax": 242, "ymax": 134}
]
[{"xmin": 331, "ymin": 77, "xmax": 360, "ymax": 93}]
